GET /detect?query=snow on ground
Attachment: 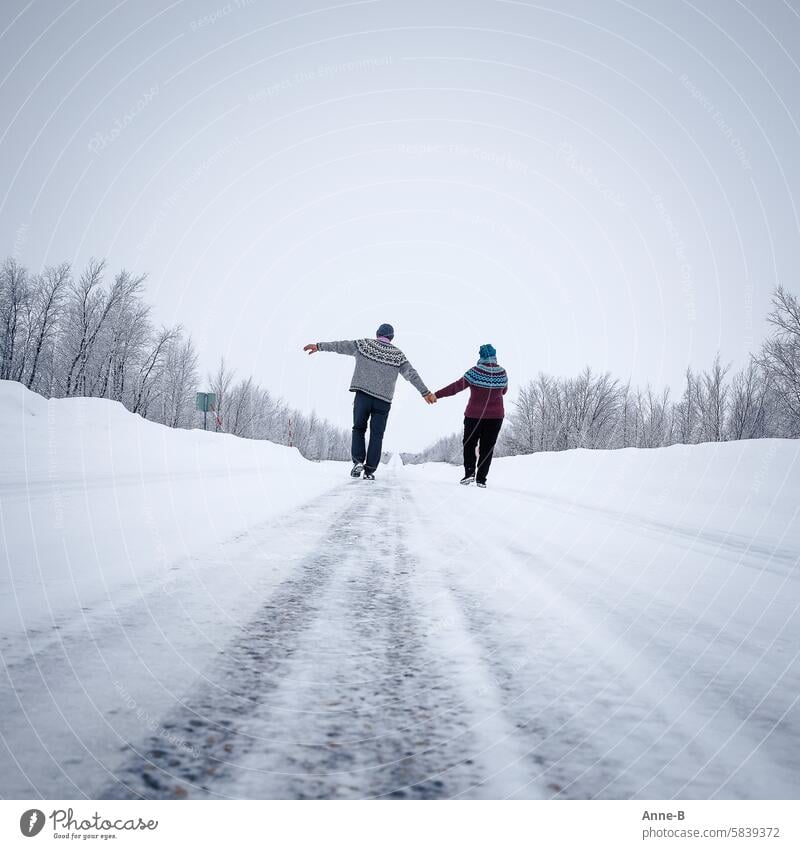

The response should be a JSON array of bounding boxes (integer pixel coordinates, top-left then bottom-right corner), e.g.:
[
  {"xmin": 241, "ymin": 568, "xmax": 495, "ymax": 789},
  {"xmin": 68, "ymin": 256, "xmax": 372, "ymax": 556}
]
[
  {"xmin": 1, "ymin": 381, "xmax": 799, "ymax": 799},
  {"xmin": 0, "ymin": 379, "xmax": 344, "ymax": 634},
  {"xmin": 402, "ymin": 445, "xmax": 800, "ymax": 798}
]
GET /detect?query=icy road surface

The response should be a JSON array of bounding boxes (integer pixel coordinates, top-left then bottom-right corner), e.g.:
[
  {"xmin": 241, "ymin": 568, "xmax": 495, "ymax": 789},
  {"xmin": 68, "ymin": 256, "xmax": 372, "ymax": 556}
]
[{"xmin": 2, "ymin": 462, "xmax": 799, "ymax": 800}]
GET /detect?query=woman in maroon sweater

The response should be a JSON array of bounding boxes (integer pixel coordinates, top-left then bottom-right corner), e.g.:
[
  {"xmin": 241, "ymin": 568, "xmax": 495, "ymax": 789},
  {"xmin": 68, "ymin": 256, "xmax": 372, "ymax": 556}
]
[{"xmin": 434, "ymin": 344, "xmax": 508, "ymax": 487}]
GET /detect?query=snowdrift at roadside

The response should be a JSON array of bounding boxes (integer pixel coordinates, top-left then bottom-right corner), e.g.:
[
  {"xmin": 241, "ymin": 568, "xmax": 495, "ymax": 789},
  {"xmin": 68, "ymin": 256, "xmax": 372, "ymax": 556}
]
[
  {"xmin": 403, "ymin": 438, "xmax": 800, "ymax": 551},
  {"xmin": 401, "ymin": 439, "xmax": 800, "ymax": 798},
  {"xmin": 0, "ymin": 380, "xmax": 345, "ymax": 632},
  {"xmin": 4, "ymin": 375, "xmax": 798, "ymax": 638}
]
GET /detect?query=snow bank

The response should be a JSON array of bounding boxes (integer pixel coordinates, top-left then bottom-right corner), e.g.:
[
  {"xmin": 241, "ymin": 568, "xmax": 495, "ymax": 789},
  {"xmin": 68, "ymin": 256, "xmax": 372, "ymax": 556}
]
[
  {"xmin": 0, "ymin": 380, "xmax": 345, "ymax": 633},
  {"xmin": 402, "ymin": 441, "xmax": 800, "ymax": 798},
  {"xmin": 403, "ymin": 439, "xmax": 800, "ymax": 551}
]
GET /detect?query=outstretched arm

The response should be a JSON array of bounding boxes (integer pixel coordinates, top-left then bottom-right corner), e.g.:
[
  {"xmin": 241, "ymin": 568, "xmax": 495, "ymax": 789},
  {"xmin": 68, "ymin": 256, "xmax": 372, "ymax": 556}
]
[
  {"xmin": 303, "ymin": 340, "xmax": 358, "ymax": 356},
  {"xmin": 435, "ymin": 377, "xmax": 469, "ymax": 399},
  {"xmin": 399, "ymin": 359, "xmax": 436, "ymax": 403}
]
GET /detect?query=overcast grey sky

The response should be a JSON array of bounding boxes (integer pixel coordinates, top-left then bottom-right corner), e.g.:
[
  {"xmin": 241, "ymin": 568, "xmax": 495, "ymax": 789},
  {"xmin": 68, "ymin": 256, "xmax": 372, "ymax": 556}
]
[{"xmin": 2, "ymin": 0, "xmax": 799, "ymax": 450}]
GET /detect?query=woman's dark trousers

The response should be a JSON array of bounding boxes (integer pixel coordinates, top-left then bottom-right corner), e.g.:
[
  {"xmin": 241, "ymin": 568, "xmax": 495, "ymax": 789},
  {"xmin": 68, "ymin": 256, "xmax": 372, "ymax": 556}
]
[
  {"xmin": 352, "ymin": 390, "xmax": 391, "ymax": 473},
  {"xmin": 463, "ymin": 417, "xmax": 503, "ymax": 483}
]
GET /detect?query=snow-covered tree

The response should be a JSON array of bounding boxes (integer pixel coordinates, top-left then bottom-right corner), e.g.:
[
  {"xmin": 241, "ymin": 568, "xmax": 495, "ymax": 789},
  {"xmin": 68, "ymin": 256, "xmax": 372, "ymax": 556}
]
[
  {"xmin": 696, "ymin": 354, "xmax": 730, "ymax": 443},
  {"xmin": 0, "ymin": 258, "xmax": 31, "ymax": 381},
  {"xmin": 726, "ymin": 359, "xmax": 772, "ymax": 440},
  {"xmin": 760, "ymin": 286, "xmax": 800, "ymax": 436},
  {"xmin": 160, "ymin": 336, "xmax": 198, "ymax": 428}
]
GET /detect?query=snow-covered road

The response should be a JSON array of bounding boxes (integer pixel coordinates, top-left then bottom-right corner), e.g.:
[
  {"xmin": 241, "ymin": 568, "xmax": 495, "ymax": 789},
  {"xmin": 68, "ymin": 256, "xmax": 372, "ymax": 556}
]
[
  {"xmin": 106, "ymin": 478, "xmax": 536, "ymax": 800},
  {"xmin": 2, "ymin": 453, "xmax": 799, "ymax": 800}
]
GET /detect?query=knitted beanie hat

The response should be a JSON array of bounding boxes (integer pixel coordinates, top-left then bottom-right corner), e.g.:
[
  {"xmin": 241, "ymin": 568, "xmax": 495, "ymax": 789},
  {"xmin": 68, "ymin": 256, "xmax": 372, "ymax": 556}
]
[
  {"xmin": 479, "ymin": 343, "xmax": 496, "ymax": 360},
  {"xmin": 376, "ymin": 323, "xmax": 395, "ymax": 340}
]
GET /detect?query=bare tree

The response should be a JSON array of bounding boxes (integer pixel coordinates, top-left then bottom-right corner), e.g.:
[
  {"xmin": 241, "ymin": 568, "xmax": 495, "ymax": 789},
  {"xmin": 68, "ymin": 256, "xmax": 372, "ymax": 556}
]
[
  {"xmin": 23, "ymin": 263, "xmax": 70, "ymax": 392},
  {"xmin": 760, "ymin": 286, "xmax": 800, "ymax": 436},
  {"xmin": 92, "ymin": 287, "xmax": 151, "ymax": 403},
  {"xmin": 227, "ymin": 377, "xmax": 257, "ymax": 437},
  {"xmin": 635, "ymin": 385, "xmax": 672, "ymax": 448},
  {"xmin": 0, "ymin": 258, "xmax": 30, "ymax": 380},
  {"xmin": 130, "ymin": 325, "xmax": 180, "ymax": 417},
  {"xmin": 505, "ymin": 379, "xmax": 539, "ymax": 454},
  {"xmin": 696, "ymin": 354, "xmax": 730, "ymax": 442},
  {"xmin": 673, "ymin": 368, "xmax": 699, "ymax": 444},
  {"xmin": 160, "ymin": 335, "xmax": 198, "ymax": 428},
  {"xmin": 208, "ymin": 357, "xmax": 235, "ymax": 432},
  {"xmin": 62, "ymin": 262, "xmax": 146, "ymax": 397},
  {"xmin": 726, "ymin": 359, "xmax": 772, "ymax": 440}
]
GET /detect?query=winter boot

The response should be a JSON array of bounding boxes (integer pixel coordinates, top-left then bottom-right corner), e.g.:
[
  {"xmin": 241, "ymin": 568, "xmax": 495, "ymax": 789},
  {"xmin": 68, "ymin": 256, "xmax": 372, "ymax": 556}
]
[
  {"xmin": 460, "ymin": 474, "xmax": 475, "ymax": 485},
  {"xmin": 363, "ymin": 471, "xmax": 376, "ymax": 481},
  {"xmin": 351, "ymin": 462, "xmax": 364, "ymax": 478},
  {"xmin": 476, "ymin": 481, "xmax": 487, "ymax": 488}
]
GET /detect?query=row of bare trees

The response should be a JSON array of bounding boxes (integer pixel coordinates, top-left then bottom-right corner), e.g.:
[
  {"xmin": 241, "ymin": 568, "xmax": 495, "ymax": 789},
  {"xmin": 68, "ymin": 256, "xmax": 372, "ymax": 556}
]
[
  {"xmin": 205, "ymin": 359, "xmax": 350, "ymax": 460},
  {"xmin": 5, "ymin": 253, "xmax": 798, "ymax": 464},
  {"xmin": 0, "ymin": 256, "xmax": 350, "ymax": 461},
  {"xmin": 404, "ymin": 286, "xmax": 800, "ymax": 464}
]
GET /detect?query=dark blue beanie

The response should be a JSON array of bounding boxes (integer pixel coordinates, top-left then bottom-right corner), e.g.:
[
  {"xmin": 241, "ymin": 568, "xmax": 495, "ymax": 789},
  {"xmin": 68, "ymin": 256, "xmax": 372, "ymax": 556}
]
[
  {"xmin": 377, "ymin": 323, "xmax": 394, "ymax": 340},
  {"xmin": 479, "ymin": 343, "xmax": 496, "ymax": 360}
]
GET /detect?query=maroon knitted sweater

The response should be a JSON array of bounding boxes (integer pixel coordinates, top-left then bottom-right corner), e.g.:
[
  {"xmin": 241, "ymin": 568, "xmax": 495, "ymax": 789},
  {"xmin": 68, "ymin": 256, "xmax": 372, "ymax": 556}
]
[{"xmin": 435, "ymin": 374, "xmax": 508, "ymax": 419}]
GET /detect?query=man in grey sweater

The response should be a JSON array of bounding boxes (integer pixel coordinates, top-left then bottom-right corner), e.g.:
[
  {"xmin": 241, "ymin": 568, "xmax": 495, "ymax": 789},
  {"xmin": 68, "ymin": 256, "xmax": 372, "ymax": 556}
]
[{"xmin": 303, "ymin": 323, "xmax": 436, "ymax": 479}]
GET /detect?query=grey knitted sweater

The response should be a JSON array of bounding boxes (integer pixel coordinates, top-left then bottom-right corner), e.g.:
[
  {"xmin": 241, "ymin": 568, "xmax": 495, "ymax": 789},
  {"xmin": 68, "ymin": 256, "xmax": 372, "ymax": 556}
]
[{"xmin": 316, "ymin": 338, "xmax": 430, "ymax": 403}]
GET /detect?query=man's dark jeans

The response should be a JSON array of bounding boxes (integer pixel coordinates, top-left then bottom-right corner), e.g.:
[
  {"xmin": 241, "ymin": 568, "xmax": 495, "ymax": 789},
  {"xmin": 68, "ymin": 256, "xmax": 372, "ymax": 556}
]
[
  {"xmin": 352, "ymin": 390, "xmax": 391, "ymax": 473},
  {"xmin": 463, "ymin": 416, "xmax": 504, "ymax": 483}
]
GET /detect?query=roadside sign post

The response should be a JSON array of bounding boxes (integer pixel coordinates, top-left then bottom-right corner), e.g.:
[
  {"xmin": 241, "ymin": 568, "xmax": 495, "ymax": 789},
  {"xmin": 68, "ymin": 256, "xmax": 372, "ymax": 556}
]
[{"xmin": 195, "ymin": 392, "xmax": 217, "ymax": 430}]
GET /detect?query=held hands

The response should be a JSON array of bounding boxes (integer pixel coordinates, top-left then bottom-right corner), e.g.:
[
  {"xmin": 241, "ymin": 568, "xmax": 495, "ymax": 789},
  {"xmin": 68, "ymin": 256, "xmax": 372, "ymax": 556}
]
[
  {"xmin": 303, "ymin": 343, "xmax": 318, "ymax": 355},
  {"xmin": 424, "ymin": 392, "xmax": 437, "ymax": 405}
]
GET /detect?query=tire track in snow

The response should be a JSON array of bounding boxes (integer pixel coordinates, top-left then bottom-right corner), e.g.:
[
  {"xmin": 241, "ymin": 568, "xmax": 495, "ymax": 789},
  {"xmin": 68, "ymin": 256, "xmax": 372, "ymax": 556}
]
[
  {"xmin": 104, "ymin": 479, "xmax": 540, "ymax": 799},
  {"xmin": 497, "ymin": 484, "xmax": 799, "ymax": 575},
  {"xmin": 406, "ymin": 491, "xmax": 630, "ymax": 798},
  {"xmin": 409, "ymin": 483, "xmax": 800, "ymax": 798},
  {"xmin": 428, "ymin": 480, "xmax": 800, "ymax": 797},
  {"xmin": 103, "ymin": 488, "xmax": 371, "ymax": 799},
  {"xmin": 219, "ymin": 481, "xmax": 539, "ymax": 799},
  {"xmin": 0, "ymin": 482, "xmax": 358, "ymax": 799}
]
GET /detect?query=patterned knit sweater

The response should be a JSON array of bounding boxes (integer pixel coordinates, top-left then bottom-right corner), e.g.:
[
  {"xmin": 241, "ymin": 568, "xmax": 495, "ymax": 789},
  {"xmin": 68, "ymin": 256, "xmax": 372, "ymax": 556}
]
[
  {"xmin": 316, "ymin": 338, "xmax": 430, "ymax": 403},
  {"xmin": 435, "ymin": 360, "xmax": 508, "ymax": 419}
]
